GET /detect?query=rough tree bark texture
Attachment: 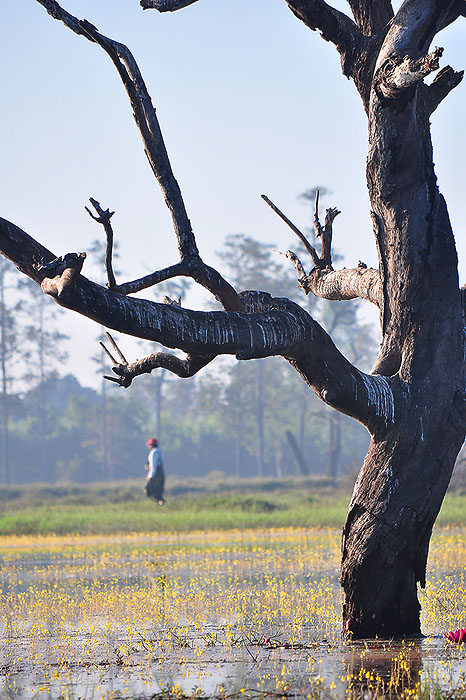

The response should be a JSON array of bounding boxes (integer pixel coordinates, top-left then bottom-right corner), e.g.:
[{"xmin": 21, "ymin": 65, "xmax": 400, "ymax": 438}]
[{"xmin": 1, "ymin": 0, "xmax": 466, "ymax": 638}]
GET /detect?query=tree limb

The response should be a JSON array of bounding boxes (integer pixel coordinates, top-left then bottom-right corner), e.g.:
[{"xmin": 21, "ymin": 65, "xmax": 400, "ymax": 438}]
[
  {"xmin": 285, "ymin": 0, "xmax": 364, "ymax": 79},
  {"xmin": 313, "ymin": 192, "xmax": 340, "ymax": 269},
  {"xmin": 264, "ymin": 194, "xmax": 381, "ymax": 307},
  {"xmin": 85, "ymin": 198, "xmax": 117, "ymax": 289},
  {"xmin": 0, "ymin": 216, "xmax": 393, "ymax": 433},
  {"xmin": 424, "ymin": 66, "xmax": 464, "ymax": 114},
  {"xmin": 102, "ymin": 332, "xmax": 215, "ymax": 387},
  {"xmin": 345, "ymin": 0, "xmax": 394, "ymax": 36},
  {"xmin": 140, "ymin": 0, "xmax": 199, "ymax": 9},
  {"xmin": 116, "ymin": 262, "xmax": 189, "ymax": 296},
  {"xmin": 34, "ymin": 0, "xmax": 243, "ymax": 312},
  {"xmin": 375, "ymin": 0, "xmax": 461, "ymax": 71},
  {"xmin": 262, "ymin": 192, "xmax": 340, "ymax": 271},
  {"xmin": 284, "ymin": 246, "xmax": 382, "ymax": 307},
  {"xmin": 300, "ymin": 265, "xmax": 382, "ymax": 307},
  {"xmin": 262, "ymin": 195, "xmax": 320, "ymax": 268}
]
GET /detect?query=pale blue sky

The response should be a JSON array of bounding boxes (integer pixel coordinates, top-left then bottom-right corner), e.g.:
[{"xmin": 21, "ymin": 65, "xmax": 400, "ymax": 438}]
[{"xmin": 1, "ymin": 1, "xmax": 465, "ymax": 386}]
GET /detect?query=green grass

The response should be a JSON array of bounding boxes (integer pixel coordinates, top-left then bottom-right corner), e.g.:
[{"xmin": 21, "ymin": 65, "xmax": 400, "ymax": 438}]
[{"xmin": 0, "ymin": 477, "xmax": 464, "ymax": 536}]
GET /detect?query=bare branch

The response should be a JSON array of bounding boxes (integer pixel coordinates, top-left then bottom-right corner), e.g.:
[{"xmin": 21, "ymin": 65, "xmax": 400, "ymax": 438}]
[
  {"xmin": 284, "ymin": 250, "xmax": 307, "ymax": 286},
  {"xmin": 437, "ymin": 0, "xmax": 466, "ymax": 32},
  {"xmin": 34, "ymin": 0, "xmax": 243, "ymax": 312},
  {"xmin": 104, "ymin": 332, "xmax": 128, "ymax": 365},
  {"xmin": 285, "ymin": 0, "xmax": 365, "ymax": 80},
  {"xmin": 424, "ymin": 66, "xmax": 464, "ymax": 114},
  {"xmin": 276, "ymin": 196, "xmax": 381, "ymax": 306},
  {"xmin": 0, "ymin": 216, "xmax": 392, "ymax": 433},
  {"xmin": 104, "ymin": 347, "xmax": 215, "ymax": 387},
  {"xmin": 140, "ymin": 0, "xmax": 199, "ymax": 9},
  {"xmin": 286, "ymin": 0, "xmax": 361, "ymax": 49},
  {"xmin": 301, "ymin": 265, "xmax": 382, "ymax": 307},
  {"xmin": 313, "ymin": 192, "xmax": 340, "ymax": 268},
  {"xmin": 345, "ymin": 0, "xmax": 394, "ymax": 35},
  {"xmin": 263, "ymin": 193, "xmax": 340, "ymax": 272},
  {"xmin": 116, "ymin": 262, "xmax": 188, "ymax": 296},
  {"xmin": 85, "ymin": 198, "xmax": 117, "ymax": 289},
  {"xmin": 312, "ymin": 190, "xmax": 324, "ymax": 240},
  {"xmin": 262, "ymin": 195, "xmax": 320, "ymax": 267}
]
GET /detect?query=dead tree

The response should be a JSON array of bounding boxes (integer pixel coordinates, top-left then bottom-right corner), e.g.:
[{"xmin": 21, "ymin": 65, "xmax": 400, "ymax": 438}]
[{"xmin": 1, "ymin": 0, "xmax": 466, "ymax": 638}]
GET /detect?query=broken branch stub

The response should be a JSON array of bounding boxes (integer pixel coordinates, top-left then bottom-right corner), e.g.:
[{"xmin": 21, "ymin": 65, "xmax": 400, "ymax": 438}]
[{"xmin": 85, "ymin": 198, "xmax": 117, "ymax": 289}]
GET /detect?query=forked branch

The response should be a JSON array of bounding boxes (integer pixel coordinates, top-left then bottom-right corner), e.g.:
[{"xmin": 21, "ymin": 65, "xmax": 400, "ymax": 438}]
[
  {"xmin": 262, "ymin": 192, "xmax": 340, "ymax": 270},
  {"xmin": 102, "ymin": 332, "xmax": 215, "ymax": 387},
  {"xmin": 263, "ymin": 192, "xmax": 381, "ymax": 307},
  {"xmin": 285, "ymin": 0, "xmax": 362, "ymax": 59},
  {"xmin": 345, "ymin": 0, "xmax": 394, "ymax": 35},
  {"xmin": 0, "ymin": 215, "xmax": 393, "ymax": 433},
  {"xmin": 261, "ymin": 195, "xmax": 320, "ymax": 268},
  {"xmin": 376, "ymin": 0, "xmax": 464, "ymax": 72}
]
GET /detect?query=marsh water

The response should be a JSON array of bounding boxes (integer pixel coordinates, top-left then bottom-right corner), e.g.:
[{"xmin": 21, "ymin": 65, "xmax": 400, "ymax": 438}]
[{"xmin": 0, "ymin": 528, "xmax": 465, "ymax": 698}]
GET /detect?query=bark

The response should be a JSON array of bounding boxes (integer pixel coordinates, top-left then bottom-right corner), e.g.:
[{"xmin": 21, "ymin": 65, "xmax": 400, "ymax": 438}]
[
  {"xmin": 345, "ymin": 0, "xmax": 393, "ymax": 35},
  {"xmin": 2, "ymin": 0, "xmax": 466, "ymax": 639},
  {"xmin": 338, "ymin": 0, "xmax": 466, "ymax": 637}
]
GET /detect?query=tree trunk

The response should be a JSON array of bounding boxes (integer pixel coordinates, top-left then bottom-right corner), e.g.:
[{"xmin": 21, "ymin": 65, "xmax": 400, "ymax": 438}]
[
  {"xmin": 342, "ymin": 419, "xmax": 465, "ymax": 637},
  {"xmin": 339, "ymin": 4, "xmax": 466, "ymax": 635},
  {"xmin": 2, "ymin": 0, "xmax": 466, "ymax": 640}
]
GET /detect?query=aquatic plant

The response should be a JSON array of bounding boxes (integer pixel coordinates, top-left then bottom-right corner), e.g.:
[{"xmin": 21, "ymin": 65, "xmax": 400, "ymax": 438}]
[
  {"xmin": 0, "ymin": 526, "xmax": 466, "ymax": 697},
  {"xmin": 444, "ymin": 627, "xmax": 466, "ymax": 643}
]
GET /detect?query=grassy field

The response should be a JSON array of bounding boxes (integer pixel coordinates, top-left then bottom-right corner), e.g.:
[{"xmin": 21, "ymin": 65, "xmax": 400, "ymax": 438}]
[{"xmin": 0, "ymin": 475, "xmax": 465, "ymax": 536}]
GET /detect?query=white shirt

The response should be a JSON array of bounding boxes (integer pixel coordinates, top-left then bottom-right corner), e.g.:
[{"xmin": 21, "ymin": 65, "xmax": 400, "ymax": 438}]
[{"xmin": 148, "ymin": 447, "xmax": 163, "ymax": 479}]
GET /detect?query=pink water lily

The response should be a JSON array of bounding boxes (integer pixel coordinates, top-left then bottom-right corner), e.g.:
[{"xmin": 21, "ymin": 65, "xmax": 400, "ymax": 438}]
[{"xmin": 443, "ymin": 628, "xmax": 466, "ymax": 643}]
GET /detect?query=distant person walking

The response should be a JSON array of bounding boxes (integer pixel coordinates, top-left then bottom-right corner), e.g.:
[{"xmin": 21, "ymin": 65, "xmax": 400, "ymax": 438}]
[{"xmin": 145, "ymin": 438, "xmax": 165, "ymax": 505}]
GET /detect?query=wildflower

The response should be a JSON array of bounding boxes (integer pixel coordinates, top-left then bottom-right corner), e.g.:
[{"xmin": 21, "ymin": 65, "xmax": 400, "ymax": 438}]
[{"xmin": 443, "ymin": 628, "xmax": 466, "ymax": 643}]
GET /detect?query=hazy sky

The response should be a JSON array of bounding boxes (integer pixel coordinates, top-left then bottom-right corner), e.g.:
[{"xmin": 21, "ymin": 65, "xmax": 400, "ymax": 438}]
[{"xmin": 1, "ymin": 1, "xmax": 465, "ymax": 387}]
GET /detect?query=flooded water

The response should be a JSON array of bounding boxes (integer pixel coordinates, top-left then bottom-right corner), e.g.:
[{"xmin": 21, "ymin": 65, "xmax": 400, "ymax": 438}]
[{"xmin": 0, "ymin": 528, "xmax": 465, "ymax": 698}]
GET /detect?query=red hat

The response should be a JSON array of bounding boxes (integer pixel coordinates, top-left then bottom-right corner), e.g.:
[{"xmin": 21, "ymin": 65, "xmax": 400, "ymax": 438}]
[{"xmin": 145, "ymin": 438, "xmax": 158, "ymax": 446}]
